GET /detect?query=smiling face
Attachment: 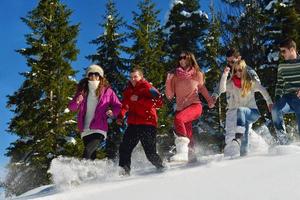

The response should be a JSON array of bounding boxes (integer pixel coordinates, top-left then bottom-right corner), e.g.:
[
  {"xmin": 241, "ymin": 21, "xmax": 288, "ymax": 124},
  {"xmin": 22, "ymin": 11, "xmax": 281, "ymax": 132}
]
[
  {"xmin": 130, "ymin": 71, "xmax": 143, "ymax": 86},
  {"xmin": 280, "ymin": 47, "xmax": 297, "ymax": 61},
  {"xmin": 179, "ymin": 53, "xmax": 188, "ymax": 69}
]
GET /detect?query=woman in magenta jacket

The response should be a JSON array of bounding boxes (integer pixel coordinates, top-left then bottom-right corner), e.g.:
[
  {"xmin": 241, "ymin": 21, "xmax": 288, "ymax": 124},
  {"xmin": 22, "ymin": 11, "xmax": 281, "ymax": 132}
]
[{"xmin": 69, "ymin": 64, "xmax": 121, "ymax": 160}]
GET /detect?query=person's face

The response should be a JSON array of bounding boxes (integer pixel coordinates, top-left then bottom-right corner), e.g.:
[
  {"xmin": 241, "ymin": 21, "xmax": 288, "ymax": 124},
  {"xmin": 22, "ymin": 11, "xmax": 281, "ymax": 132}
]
[
  {"xmin": 227, "ymin": 56, "xmax": 237, "ymax": 68},
  {"xmin": 234, "ymin": 66, "xmax": 243, "ymax": 78},
  {"xmin": 130, "ymin": 71, "xmax": 143, "ymax": 86},
  {"xmin": 179, "ymin": 53, "xmax": 188, "ymax": 68},
  {"xmin": 88, "ymin": 72, "xmax": 100, "ymax": 81},
  {"xmin": 280, "ymin": 47, "xmax": 297, "ymax": 60}
]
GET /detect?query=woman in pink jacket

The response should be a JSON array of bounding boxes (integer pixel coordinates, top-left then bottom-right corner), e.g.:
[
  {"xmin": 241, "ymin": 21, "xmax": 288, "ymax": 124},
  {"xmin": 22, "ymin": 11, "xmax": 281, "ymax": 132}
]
[
  {"xmin": 68, "ymin": 64, "xmax": 121, "ymax": 160},
  {"xmin": 165, "ymin": 51, "xmax": 215, "ymax": 162}
]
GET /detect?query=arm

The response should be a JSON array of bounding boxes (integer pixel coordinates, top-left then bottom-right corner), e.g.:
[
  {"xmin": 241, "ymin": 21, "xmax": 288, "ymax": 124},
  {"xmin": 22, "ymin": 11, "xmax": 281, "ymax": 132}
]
[
  {"xmin": 68, "ymin": 91, "xmax": 83, "ymax": 112},
  {"xmin": 109, "ymin": 89, "xmax": 122, "ymax": 118},
  {"xmin": 254, "ymin": 81, "xmax": 273, "ymax": 106},
  {"xmin": 196, "ymin": 72, "xmax": 214, "ymax": 108},
  {"xmin": 117, "ymin": 89, "xmax": 131, "ymax": 120},
  {"xmin": 219, "ymin": 68, "xmax": 230, "ymax": 93},
  {"xmin": 165, "ymin": 73, "xmax": 175, "ymax": 100},
  {"xmin": 275, "ymin": 65, "xmax": 284, "ymax": 100},
  {"xmin": 198, "ymin": 85, "xmax": 214, "ymax": 108}
]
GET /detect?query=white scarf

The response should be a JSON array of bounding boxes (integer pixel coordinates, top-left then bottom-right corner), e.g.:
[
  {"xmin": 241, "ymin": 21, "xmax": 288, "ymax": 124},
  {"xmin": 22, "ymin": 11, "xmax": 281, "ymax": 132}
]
[{"xmin": 88, "ymin": 80, "xmax": 100, "ymax": 96}]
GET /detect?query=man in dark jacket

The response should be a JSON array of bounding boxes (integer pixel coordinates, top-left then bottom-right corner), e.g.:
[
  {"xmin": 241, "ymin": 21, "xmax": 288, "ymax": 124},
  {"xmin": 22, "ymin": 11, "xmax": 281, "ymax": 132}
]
[{"xmin": 117, "ymin": 67, "xmax": 164, "ymax": 175}]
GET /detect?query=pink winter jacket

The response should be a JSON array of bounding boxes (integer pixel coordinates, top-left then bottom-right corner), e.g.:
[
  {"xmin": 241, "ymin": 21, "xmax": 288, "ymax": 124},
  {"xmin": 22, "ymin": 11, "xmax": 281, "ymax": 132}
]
[{"xmin": 165, "ymin": 67, "xmax": 214, "ymax": 111}]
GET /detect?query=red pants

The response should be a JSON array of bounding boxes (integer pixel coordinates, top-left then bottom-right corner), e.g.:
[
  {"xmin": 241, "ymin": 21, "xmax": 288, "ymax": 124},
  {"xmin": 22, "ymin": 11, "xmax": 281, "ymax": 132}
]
[{"xmin": 174, "ymin": 103, "xmax": 202, "ymax": 147}]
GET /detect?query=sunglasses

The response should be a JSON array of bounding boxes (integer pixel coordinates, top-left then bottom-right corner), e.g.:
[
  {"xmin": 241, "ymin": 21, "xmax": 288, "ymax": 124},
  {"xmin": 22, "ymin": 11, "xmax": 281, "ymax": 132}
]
[
  {"xmin": 179, "ymin": 55, "xmax": 187, "ymax": 60},
  {"xmin": 234, "ymin": 68, "xmax": 243, "ymax": 73},
  {"xmin": 88, "ymin": 72, "xmax": 100, "ymax": 77}
]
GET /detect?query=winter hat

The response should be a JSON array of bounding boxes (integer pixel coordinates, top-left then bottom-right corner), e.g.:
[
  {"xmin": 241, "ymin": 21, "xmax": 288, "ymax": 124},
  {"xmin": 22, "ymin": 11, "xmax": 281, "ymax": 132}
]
[{"xmin": 86, "ymin": 64, "xmax": 104, "ymax": 78}]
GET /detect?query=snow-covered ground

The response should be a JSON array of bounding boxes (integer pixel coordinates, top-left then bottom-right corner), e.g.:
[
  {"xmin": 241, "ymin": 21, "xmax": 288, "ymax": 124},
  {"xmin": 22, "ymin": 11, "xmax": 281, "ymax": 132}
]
[{"xmin": 12, "ymin": 142, "xmax": 300, "ymax": 200}]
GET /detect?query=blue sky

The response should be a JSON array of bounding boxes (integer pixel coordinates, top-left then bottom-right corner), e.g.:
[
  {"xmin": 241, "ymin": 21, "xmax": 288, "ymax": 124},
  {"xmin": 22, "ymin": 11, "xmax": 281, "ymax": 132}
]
[{"xmin": 0, "ymin": 0, "xmax": 214, "ymax": 177}]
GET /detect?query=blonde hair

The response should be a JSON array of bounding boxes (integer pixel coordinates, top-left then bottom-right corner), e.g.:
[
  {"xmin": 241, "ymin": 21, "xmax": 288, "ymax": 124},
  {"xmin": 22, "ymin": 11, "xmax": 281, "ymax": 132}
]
[{"xmin": 231, "ymin": 60, "xmax": 253, "ymax": 97}]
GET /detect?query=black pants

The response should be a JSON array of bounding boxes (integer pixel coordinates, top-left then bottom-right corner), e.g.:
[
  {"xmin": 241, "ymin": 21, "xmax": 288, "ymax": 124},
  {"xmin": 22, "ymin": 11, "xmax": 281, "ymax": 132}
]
[
  {"xmin": 119, "ymin": 125, "xmax": 163, "ymax": 170},
  {"xmin": 82, "ymin": 133, "xmax": 104, "ymax": 160}
]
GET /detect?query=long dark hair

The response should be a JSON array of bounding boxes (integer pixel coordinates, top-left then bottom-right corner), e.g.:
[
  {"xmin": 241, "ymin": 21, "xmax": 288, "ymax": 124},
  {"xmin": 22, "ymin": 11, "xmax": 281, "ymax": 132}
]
[{"xmin": 76, "ymin": 77, "xmax": 110, "ymax": 97}]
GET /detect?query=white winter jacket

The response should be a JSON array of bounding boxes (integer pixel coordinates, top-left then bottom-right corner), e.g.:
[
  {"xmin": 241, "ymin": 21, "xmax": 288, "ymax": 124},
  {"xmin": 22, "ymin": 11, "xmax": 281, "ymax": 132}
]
[{"xmin": 219, "ymin": 72, "xmax": 273, "ymax": 110}]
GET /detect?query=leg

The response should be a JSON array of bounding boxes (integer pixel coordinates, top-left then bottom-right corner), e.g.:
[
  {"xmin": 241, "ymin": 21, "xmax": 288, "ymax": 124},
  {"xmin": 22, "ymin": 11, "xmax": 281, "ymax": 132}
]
[
  {"xmin": 225, "ymin": 109, "xmax": 237, "ymax": 145},
  {"xmin": 271, "ymin": 95, "xmax": 292, "ymax": 144},
  {"xmin": 139, "ymin": 125, "xmax": 163, "ymax": 169},
  {"xmin": 286, "ymin": 94, "xmax": 300, "ymax": 137},
  {"xmin": 236, "ymin": 107, "xmax": 260, "ymax": 156},
  {"xmin": 174, "ymin": 103, "xmax": 202, "ymax": 140},
  {"xmin": 82, "ymin": 133, "xmax": 104, "ymax": 160},
  {"xmin": 119, "ymin": 125, "xmax": 140, "ymax": 172}
]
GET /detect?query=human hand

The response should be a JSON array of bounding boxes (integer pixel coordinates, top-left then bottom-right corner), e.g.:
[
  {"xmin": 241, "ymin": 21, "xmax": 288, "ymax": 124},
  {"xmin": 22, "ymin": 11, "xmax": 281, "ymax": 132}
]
[
  {"xmin": 76, "ymin": 94, "xmax": 84, "ymax": 104},
  {"xmin": 224, "ymin": 67, "xmax": 230, "ymax": 74},
  {"xmin": 130, "ymin": 95, "xmax": 138, "ymax": 101},
  {"xmin": 297, "ymin": 89, "xmax": 300, "ymax": 98},
  {"xmin": 167, "ymin": 73, "xmax": 174, "ymax": 80},
  {"xmin": 106, "ymin": 109, "xmax": 113, "ymax": 118},
  {"xmin": 212, "ymin": 96, "xmax": 218, "ymax": 104},
  {"xmin": 208, "ymin": 102, "xmax": 215, "ymax": 109}
]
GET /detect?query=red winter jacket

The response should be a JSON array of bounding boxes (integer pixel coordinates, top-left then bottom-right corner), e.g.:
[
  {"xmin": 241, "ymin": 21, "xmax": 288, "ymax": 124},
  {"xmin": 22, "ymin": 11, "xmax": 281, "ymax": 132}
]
[{"xmin": 118, "ymin": 79, "xmax": 162, "ymax": 127}]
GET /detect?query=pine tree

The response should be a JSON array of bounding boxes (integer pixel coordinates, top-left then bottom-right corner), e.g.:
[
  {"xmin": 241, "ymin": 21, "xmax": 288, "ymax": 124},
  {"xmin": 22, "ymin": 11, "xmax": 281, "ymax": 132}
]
[
  {"xmin": 86, "ymin": 0, "xmax": 128, "ymax": 95},
  {"xmin": 86, "ymin": 0, "xmax": 128, "ymax": 161},
  {"xmin": 5, "ymin": 0, "xmax": 80, "ymax": 196},
  {"xmin": 264, "ymin": 0, "xmax": 300, "ymax": 138},
  {"xmin": 164, "ymin": 0, "xmax": 209, "ymax": 69},
  {"xmin": 198, "ymin": 1, "xmax": 225, "ymax": 151},
  {"xmin": 127, "ymin": 0, "xmax": 166, "ymax": 86}
]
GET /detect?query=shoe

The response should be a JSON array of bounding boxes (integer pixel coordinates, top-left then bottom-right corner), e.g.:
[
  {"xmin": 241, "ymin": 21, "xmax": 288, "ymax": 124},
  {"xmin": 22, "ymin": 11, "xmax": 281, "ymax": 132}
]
[
  {"xmin": 170, "ymin": 137, "xmax": 190, "ymax": 162},
  {"xmin": 224, "ymin": 133, "xmax": 242, "ymax": 158},
  {"xmin": 156, "ymin": 163, "xmax": 167, "ymax": 172},
  {"xmin": 119, "ymin": 166, "xmax": 130, "ymax": 176}
]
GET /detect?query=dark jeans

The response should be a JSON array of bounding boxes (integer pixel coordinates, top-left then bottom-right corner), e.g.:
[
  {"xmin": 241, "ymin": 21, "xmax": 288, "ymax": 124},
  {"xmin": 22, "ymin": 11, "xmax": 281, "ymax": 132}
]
[
  {"xmin": 82, "ymin": 133, "xmax": 105, "ymax": 160},
  {"xmin": 119, "ymin": 125, "xmax": 163, "ymax": 171},
  {"xmin": 272, "ymin": 93, "xmax": 300, "ymax": 135}
]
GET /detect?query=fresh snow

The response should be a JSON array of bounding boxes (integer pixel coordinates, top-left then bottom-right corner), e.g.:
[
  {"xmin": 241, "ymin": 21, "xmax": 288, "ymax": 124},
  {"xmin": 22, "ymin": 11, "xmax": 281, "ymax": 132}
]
[{"xmin": 13, "ymin": 141, "xmax": 300, "ymax": 200}]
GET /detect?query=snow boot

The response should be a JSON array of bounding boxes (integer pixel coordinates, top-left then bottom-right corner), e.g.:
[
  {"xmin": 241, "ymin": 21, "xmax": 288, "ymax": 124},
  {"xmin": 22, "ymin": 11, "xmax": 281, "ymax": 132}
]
[
  {"xmin": 224, "ymin": 133, "xmax": 242, "ymax": 158},
  {"xmin": 170, "ymin": 137, "xmax": 190, "ymax": 162}
]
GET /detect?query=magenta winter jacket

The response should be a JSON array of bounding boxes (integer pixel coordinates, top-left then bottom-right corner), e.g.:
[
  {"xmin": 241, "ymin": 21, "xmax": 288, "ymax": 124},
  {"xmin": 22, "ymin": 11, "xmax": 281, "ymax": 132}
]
[{"xmin": 68, "ymin": 87, "xmax": 121, "ymax": 133}]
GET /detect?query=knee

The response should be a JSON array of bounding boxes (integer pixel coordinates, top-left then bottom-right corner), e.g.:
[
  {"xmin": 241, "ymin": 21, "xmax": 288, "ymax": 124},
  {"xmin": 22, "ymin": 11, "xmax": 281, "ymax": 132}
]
[{"xmin": 174, "ymin": 115, "xmax": 184, "ymax": 124}]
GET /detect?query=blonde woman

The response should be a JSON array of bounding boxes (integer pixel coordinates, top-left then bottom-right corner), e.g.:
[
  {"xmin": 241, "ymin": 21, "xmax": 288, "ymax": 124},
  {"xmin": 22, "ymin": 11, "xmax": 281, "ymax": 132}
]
[
  {"xmin": 165, "ymin": 51, "xmax": 214, "ymax": 162},
  {"xmin": 219, "ymin": 60, "xmax": 273, "ymax": 157}
]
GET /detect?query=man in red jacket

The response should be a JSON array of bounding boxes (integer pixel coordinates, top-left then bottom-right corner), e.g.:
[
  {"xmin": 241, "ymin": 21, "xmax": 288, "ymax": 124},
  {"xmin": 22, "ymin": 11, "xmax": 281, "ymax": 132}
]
[{"xmin": 117, "ymin": 67, "xmax": 164, "ymax": 175}]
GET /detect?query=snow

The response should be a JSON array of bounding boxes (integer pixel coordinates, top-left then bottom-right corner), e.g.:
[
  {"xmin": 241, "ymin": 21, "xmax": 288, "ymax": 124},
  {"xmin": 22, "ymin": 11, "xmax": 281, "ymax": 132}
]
[
  {"xmin": 172, "ymin": 0, "xmax": 184, "ymax": 7},
  {"xmin": 180, "ymin": 10, "xmax": 192, "ymax": 18},
  {"xmin": 13, "ymin": 141, "xmax": 300, "ymax": 200},
  {"xmin": 18, "ymin": 136, "xmax": 34, "ymax": 143},
  {"xmin": 63, "ymin": 108, "xmax": 70, "ymax": 113},
  {"xmin": 265, "ymin": 0, "xmax": 291, "ymax": 11},
  {"xmin": 267, "ymin": 51, "xmax": 280, "ymax": 62},
  {"xmin": 64, "ymin": 136, "xmax": 76, "ymax": 145},
  {"xmin": 64, "ymin": 120, "xmax": 77, "ymax": 124}
]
